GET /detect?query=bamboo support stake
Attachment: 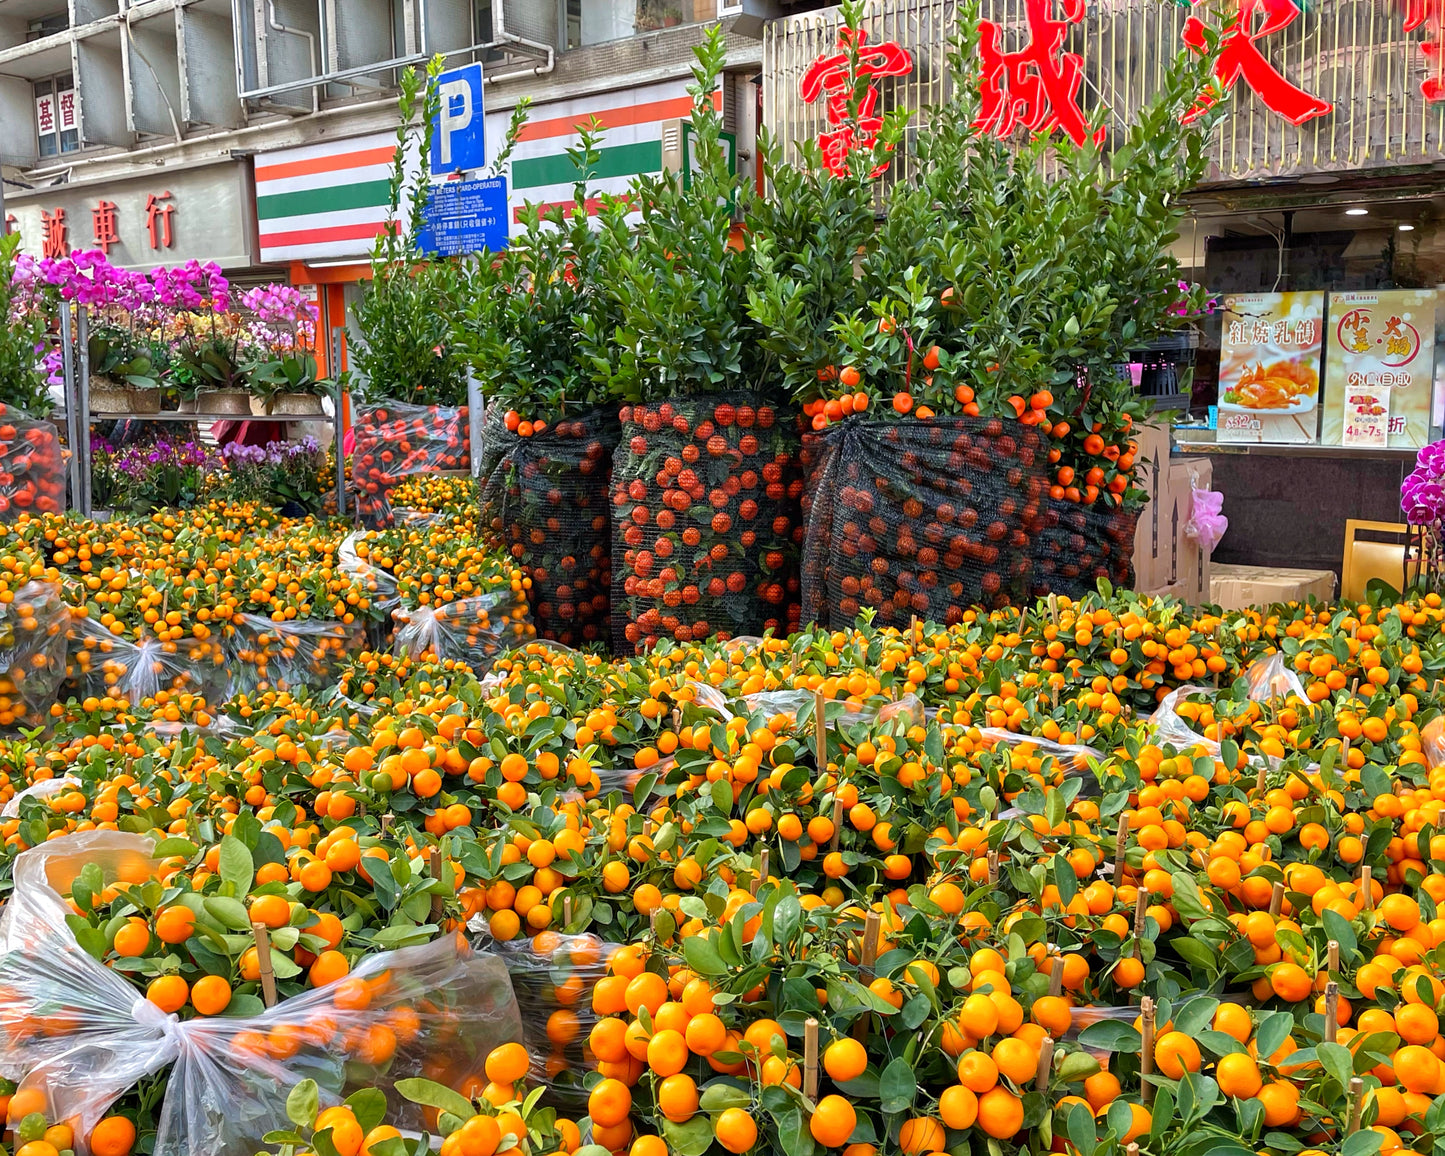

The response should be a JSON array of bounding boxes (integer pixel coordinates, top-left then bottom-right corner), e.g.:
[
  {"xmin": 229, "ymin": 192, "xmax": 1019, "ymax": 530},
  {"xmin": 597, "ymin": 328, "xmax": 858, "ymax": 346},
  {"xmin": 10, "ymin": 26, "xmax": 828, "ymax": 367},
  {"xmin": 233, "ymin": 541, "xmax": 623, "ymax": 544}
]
[
  {"xmin": 1035, "ymin": 1037, "xmax": 1055, "ymax": 1092},
  {"xmin": 1140, "ymin": 998, "xmax": 1156, "ymax": 1106},
  {"xmin": 1132, "ymin": 891, "xmax": 1148, "ymax": 961},
  {"xmin": 830, "ymin": 798, "xmax": 844, "ymax": 852},
  {"xmin": 804, "ymin": 1018, "xmax": 820, "ymax": 1100},
  {"xmin": 1347, "ymin": 1077, "xmax": 1365, "ymax": 1134},
  {"xmin": 861, "ymin": 912, "xmax": 882, "ymax": 976},
  {"xmin": 381, "ymin": 813, "xmax": 393, "ymax": 835},
  {"xmin": 1361, "ymin": 865, "xmax": 1374, "ymax": 909},
  {"xmin": 252, "ymin": 921, "xmax": 277, "ymax": 1008},
  {"xmin": 1255, "ymin": 763, "xmax": 1267, "ymax": 796},
  {"xmin": 1268, "ymin": 881, "xmax": 1285, "ymax": 917},
  {"xmin": 1049, "ymin": 957, "xmax": 1064, "ymax": 997},
  {"xmin": 429, "ymin": 846, "xmax": 445, "ymax": 921},
  {"xmin": 1127, "ymin": 1145, "xmax": 1139, "ymax": 1156},
  {"xmin": 814, "ymin": 689, "xmax": 827, "ymax": 772},
  {"xmin": 987, "ymin": 850, "xmax": 1000, "ymax": 884},
  {"xmin": 1324, "ymin": 982, "xmax": 1339, "ymax": 1043},
  {"xmin": 563, "ymin": 896, "xmax": 574, "ymax": 929},
  {"xmin": 1112, "ymin": 815, "xmax": 1130, "ymax": 885},
  {"xmin": 1328, "ymin": 940, "xmax": 1340, "ymax": 973}
]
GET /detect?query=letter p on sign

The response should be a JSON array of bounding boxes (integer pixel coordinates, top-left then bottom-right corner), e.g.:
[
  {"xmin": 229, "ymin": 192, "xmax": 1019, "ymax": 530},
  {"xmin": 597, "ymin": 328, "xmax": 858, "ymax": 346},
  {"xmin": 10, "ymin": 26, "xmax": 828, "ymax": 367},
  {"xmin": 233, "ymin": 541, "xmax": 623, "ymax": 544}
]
[{"xmin": 431, "ymin": 62, "xmax": 486, "ymax": 175}]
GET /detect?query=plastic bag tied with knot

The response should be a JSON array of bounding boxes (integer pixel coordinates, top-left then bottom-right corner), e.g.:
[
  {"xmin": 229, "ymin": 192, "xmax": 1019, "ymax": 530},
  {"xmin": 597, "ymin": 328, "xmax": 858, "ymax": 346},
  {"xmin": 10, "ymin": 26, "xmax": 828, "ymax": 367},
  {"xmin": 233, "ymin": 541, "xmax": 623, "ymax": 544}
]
[
  {"xmin": 66, "ymin": 616, "xmax": 230, "ymax": 706},
  {"xmin": 227, "ymin": 612, "xmax": 367, "ymax": 695},
  {"xmin": 393, "ymin": 592, "xmax": 534, "ymax": 674},
  {"xmin": 0, "ymin": 580, "xmax": 71, "ymax": 725},
  {"xmin": 1184, "ymin": 485, "xmax": 1228, "ymax": 554},
  {"xmin": 0, "ymin": 831, "xmax": 523, "ymax": 1156}
]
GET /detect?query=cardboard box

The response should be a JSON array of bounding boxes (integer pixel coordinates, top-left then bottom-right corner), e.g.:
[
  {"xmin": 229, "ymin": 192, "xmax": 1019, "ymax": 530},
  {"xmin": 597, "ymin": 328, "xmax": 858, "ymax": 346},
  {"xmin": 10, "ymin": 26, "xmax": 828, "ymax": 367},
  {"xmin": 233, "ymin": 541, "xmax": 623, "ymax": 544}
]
[
  {"xmin": 1170, "ymin": 458, "xmax": 1213, "ymax": 605},
  {"xmin": 1130, "ymin": 420, "xmax": 1173, "ymax": 592},
  {"xmin": 1134, "ymin": 450, "xmax": 1214, "ymax": 601},
  {"xmin": 1210, "ymin": 563, "xmax": 1336, "ymax": 610}
]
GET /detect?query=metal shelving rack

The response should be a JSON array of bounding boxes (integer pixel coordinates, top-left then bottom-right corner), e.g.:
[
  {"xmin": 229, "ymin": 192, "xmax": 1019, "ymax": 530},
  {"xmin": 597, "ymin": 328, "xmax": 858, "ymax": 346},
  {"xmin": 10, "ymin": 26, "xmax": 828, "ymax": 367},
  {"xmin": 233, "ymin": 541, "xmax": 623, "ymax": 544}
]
[{"xmin": 58, "ymin": 302, "xmax": 348, "ymax": 518}]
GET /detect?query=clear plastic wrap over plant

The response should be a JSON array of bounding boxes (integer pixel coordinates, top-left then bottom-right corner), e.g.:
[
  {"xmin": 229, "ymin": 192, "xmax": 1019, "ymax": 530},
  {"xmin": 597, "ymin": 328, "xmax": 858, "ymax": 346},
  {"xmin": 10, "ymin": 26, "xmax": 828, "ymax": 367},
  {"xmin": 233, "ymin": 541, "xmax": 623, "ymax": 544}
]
[
  {"xmin": 479, "ymin": 405, "xmax": 619, "ymax": 648},
  {"xmin": 226, "ymin": 612, "xmax": 367, "ymax": 695},
  {"xmin": 466, "ymin": 931, "xmax": 615, "ymax": 1112},
  {"xmin": 0, "ymin": 407, "xmax": 65, "ymax": 521},
  {"xmin": 337, "ymin": 531, "xmax": 400, "ymax": 610},
  {"xmin": 800, "ymin": 417, "xmax": 1050, "ymax": 628},
  {"xmin": 349, "ymin": 400, "xmax": 470, "ymax": 527},
  {"xmin": 0, "ymin": 580, "xmax": 71, "ymax": 725},
  {"xmin": 66, "ymin": 616, "xmax": 230, "ymax": 706},
  {"xmin": 0, "ymin": 831, "xmax": 524, "ymax": 1156},
  {"xmin": 393, "ymin": 591, "xmax": 534, "ymax": 673},
  {"xmin": 686, "ymin": 680, "xmax": 925, "ymax": 732},
  {"xmin": 611, "ymin": 393, "xmax": 803, "ymax": 653}
]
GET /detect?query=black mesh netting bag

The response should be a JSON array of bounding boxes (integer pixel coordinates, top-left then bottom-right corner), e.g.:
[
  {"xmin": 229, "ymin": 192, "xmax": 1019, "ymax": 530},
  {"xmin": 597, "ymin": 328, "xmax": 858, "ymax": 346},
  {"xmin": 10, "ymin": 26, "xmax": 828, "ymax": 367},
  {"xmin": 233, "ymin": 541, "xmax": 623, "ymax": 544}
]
[
  {"xmin": 1028, "ymin": 498, "xmax": 1139, "ymax": 598},
  {"xmin": 612, "ymin": 392, "xmax": 803, "ymax": 653},
  {"xmin": 479, "ymin": 405, "xmax": 619, "ymax": 647},
  {"xmin": 800, "ymin": 416, "xmax": 1050, "ymax": 628}
]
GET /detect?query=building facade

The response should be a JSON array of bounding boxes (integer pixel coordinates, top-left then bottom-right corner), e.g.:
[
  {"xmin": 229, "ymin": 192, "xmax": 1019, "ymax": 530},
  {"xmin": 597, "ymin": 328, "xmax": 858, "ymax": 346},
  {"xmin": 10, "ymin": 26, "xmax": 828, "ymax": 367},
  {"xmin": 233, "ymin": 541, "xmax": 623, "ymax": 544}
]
[{"xmin": 0, "ymin": 0, "xmax": 788, "ymax": 371}]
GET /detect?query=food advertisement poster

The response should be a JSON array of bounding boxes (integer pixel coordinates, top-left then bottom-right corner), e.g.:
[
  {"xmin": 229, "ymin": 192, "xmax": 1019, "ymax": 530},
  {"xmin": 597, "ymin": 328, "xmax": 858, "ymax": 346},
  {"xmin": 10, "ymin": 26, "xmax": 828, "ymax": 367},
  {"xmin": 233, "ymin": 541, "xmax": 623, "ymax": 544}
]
[
  {"xmin": 1217, "ymin": 292, "xmax": 1325, "ymax": 444},
  {"xmin": 1321, "ymin": 290, "xmax": 1438, "ymax": 449}
]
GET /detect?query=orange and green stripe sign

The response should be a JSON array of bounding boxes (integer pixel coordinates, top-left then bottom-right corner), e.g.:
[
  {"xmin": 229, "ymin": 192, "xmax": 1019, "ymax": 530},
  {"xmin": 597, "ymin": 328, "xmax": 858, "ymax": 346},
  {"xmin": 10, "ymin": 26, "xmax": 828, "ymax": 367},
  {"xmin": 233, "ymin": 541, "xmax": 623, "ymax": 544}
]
[
  {"xmin": 486, "ymin": 79, "xmax": 716, "ymax": 229},
  {"xmin": 255, "ymin": 132, "xmax": 401, "ymax": 262}
]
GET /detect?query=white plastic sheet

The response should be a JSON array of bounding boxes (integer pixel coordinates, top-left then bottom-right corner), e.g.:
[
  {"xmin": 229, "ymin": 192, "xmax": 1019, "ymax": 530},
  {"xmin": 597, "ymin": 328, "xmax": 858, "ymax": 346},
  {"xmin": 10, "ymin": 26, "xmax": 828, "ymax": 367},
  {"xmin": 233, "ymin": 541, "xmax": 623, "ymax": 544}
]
[{"xmin": 0, "ymin": 831, "xmax": 523, "ymax": 1156}]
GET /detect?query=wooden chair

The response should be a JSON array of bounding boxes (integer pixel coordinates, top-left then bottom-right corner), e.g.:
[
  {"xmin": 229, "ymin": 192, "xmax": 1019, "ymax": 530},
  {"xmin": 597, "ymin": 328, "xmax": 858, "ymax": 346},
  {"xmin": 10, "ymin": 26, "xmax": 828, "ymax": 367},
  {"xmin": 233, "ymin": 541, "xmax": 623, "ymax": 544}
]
[{"xmin": 1341, "ymin": 519, "xmax": 1410, "ymax": 602}]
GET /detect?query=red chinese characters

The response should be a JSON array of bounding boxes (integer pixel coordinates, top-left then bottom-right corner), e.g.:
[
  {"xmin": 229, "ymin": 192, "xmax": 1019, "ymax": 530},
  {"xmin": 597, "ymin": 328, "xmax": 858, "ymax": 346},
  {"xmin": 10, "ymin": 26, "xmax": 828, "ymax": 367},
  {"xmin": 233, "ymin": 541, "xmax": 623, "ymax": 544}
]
[
  {"xmin": 145, "ymin": 191, "xmax": 175, "ymax": 250},
  {"xmin": 91, "ymin": 200, "xmax": 119, "ymax": 254},
  {"xmin": 975, "ymin": 0, "xmax": 1103, "ymax": 147},
  {"xmin": 1403, "ymin": 0, "xmax": 1445, "ymax": 100},
  {"xmin": 1182, "ymin": 0, "xmax": 1333, "ymax": 126},
  {"xmin": 40, "ymin": 209, "xmax": 67, "ymax": 260},
  {"xmin": 800, "ymin": 28, "xmax": 914, "ymax": 177}
]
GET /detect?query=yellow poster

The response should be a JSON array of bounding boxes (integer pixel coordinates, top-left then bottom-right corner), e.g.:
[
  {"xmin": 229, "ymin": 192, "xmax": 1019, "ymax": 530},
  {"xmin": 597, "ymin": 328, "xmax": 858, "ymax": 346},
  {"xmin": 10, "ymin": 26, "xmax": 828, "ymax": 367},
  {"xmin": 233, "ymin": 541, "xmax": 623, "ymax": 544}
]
[
  {"xmin": 1321, "ymin": 290, "xmax": 1438, "ymax": 449},
  {"xmin": 1217, "ymin": 292, "xmax": 1324, "ymax": 444}
]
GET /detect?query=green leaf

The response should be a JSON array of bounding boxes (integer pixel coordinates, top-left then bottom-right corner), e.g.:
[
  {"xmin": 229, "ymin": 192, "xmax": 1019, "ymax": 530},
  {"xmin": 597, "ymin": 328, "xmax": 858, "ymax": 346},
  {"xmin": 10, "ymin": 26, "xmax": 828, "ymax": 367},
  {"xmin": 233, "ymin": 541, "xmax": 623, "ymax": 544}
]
[
  {"xmin": 286, "ymin": 1079, "xmax": 319, "ymax": 1128},
  {"xmin": 203, "ymin": 896, "xmax": 252, "ymax": 931},
  {"xmin": 699, "ymin": 1083, "xmax": 751, "ymax": 1112},
  {"xmin": 395, "ymin": 1078, "xmax": 476, "ymax": 1122},
  {"xmin": 1318, "ymin": 1041, "xmax": 1355, "ymax": 1091},
  {"xmin": 879, "ymin": 1057, "xmax": 916, "ymax": 1114},
  {"xmin": 662, "ymin": 1117, "xmax": 715, "ymax": 1156},
  {"xmin": 773, "ymin": 895, "xmax": 801, "ymax": 948},
  {"xmin": 1077, "ymin": 1018, "xmax": 1141, "ymax": 1053},
  {"xmin": 218, "ymin": 834, "xmax": 254, "ymax": 896},
  {"xmin": 682, "ymin": 934, "xmax": 728, "ymax": 977},
  {"xmin": 1322, "ymin": 909, "xmax": 1357, "ymax": 962},
  {"xmin": 346, "ymin": 1088, "xmax": 388, "ymax": 1134}
]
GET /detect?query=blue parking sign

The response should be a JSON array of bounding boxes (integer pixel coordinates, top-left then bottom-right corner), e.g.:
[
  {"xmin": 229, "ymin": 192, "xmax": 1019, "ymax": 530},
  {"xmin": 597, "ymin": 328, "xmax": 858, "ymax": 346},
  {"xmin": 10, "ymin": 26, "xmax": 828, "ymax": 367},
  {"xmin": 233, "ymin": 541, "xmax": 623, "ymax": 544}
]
[{"xmin": 431, "ymin": 62, "xmax": 486, "ymax": 175}]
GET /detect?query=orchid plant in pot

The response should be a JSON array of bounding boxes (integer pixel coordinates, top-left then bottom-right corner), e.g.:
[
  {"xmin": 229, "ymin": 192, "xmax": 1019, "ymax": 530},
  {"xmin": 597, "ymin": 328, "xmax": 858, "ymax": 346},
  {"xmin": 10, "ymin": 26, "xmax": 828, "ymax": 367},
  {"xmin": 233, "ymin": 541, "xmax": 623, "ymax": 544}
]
[
  {"xmin": 1402, "ymin": 440, "xmax": 1445, "ymax": 595},
  {"xmin": 241, "ymin": 285, "xmax": 330, "ymax": 416}
]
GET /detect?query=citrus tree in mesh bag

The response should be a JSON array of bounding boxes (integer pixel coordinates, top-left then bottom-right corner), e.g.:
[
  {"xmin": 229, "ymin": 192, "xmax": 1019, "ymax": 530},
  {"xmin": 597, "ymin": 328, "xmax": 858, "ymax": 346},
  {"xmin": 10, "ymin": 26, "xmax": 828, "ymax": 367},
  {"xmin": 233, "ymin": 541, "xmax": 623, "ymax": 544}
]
[
  {"xmin": 65, "ymin": 616, "xmax": 230, "ymax": 707},
  {"xmin": 800, "ymin": 417, "xmax": 1049, "ymax": 628},
  {"xmin": 0, "ymin": 830, "xmax": 523, "ymax": 1156},
  {"xmin": 0, "ymin": 580, "xmax": 70, "ymax": 725},
  {"xmin": 479, "ymin": 405, "xmax": 618, "ymax": 648},
  {"xmin": 1027, "ymin": 499, "xmax": 1139, "ymax": 599},
  {"xmin": 226, "ymin": 611, "xmax": 368, "ymax": 696},
  {"xmin": 612, "ymin": 393, "xmax": 802, "ymax": 652}
]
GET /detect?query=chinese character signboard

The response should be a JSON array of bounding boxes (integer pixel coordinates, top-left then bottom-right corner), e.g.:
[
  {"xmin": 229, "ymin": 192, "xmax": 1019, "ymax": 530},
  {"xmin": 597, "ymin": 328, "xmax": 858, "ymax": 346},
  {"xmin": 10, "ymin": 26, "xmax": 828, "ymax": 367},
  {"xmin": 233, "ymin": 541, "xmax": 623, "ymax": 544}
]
[
  {"xmin": 1217, "ymin": 292, "xmax": 1325, "ymax": 443},
  {"xmin": 34, "ymin": 94, "xmax": 55, "ymax": 138},
  {"xmin": 799, "ymin": 28, "xmax": 913, "ymax": 176},
  {"xmin": 1321, "ymin": 290, "xmax": 1438, "ymax": 449},
  {"xmin": 976, "ymin": 0, "xmax": 1103, "ymax": 146},
  {"xmin": 6, "ymin": 160, "xmax": 255, "ymax": 269}
]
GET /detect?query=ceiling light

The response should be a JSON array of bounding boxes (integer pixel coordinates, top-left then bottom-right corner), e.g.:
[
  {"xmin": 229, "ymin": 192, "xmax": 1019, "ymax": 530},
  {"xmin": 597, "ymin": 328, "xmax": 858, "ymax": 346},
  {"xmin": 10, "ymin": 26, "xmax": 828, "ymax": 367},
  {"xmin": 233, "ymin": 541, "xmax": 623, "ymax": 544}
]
[
  {"xmin": 1345, "ymin": 207, "xmax": 1369, "ymax": 216},
  {"xmin": 1399, "ymin": 223, "xmax": 1416, "ymax": 231}
]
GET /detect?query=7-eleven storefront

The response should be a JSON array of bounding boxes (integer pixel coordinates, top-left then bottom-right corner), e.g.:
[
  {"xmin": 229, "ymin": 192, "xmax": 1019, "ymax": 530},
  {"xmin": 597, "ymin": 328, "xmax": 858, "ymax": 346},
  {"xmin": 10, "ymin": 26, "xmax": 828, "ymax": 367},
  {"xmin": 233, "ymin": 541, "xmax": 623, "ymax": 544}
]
[
  {"xmin": 252, "ymin": 133, "xmax": 398, "ymax": 390},
  {"xmin": 253, "ymin": 77, "xmax": 724, "ymax": 391}
]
